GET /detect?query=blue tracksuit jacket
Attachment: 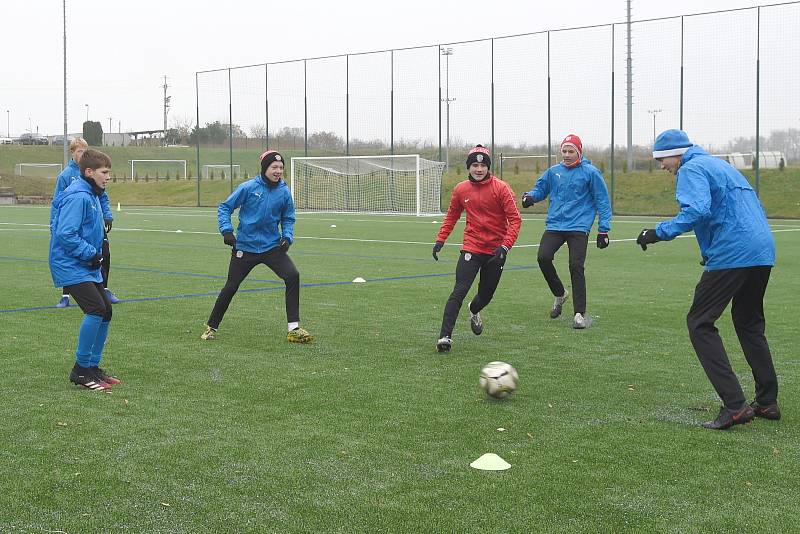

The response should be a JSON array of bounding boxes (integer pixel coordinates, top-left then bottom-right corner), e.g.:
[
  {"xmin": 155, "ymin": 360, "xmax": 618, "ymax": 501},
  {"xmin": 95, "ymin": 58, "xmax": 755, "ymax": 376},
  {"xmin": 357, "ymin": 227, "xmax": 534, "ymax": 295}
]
[
  {"xmin": 49, "ymin": 178, "xmax": 105, "ymax": 287},
  {"xmin": 655, "ymin": 146, "xmax": 775, "ymax": 271},
  {"xmin": 53, "ymin": 159, "xmax": 112, "ymax": 222},
  {"xmin": 217, "ymin": 176, "xmax": 296, "ymax": 253},
  {"xmin": 525, "ymin": 158, "xmax": 612, "ymax": 233}
]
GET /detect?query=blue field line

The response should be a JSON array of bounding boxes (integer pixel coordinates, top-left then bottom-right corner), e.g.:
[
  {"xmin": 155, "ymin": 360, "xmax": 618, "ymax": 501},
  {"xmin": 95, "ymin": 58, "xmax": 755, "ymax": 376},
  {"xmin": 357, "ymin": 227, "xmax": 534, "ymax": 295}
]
[
  {"xmin": 0, "ymin": 264, "xmax": 539, "ymax": 314},
  {"xmin": 0, "ymin": 255, "xmax": 283, "ymax": 284}
]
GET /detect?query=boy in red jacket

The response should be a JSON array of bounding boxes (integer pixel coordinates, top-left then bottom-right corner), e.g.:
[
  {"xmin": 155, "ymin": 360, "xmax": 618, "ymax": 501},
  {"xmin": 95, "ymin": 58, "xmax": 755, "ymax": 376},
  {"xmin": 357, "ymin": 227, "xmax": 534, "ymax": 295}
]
[{"xmin": 432, "ymin": 145, "xmax": 522, "ymax": 352}]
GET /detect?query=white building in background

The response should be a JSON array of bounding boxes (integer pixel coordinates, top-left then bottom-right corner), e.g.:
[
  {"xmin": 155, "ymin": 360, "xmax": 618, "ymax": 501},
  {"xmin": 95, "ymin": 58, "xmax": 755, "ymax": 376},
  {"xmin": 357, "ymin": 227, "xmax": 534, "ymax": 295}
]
[
  {"xmin": 47, "ymin": 133, "xmax": 132, "ymax": 147},
  {"xmin": 102, "ymin": 132, "xmax": 132, "ymax": 147}
]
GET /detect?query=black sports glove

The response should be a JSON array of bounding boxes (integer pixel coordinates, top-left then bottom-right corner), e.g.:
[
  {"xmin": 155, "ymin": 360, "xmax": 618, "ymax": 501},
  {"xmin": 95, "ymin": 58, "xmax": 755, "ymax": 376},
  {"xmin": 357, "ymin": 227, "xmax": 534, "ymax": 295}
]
[
  {"xmin": 488, "ymin": 245, "xmax": 509, "ymax": 264},
  {"xmin": 89, "ymin": 254, "xmax": 104, "ymax": 268},
  {"xmin": 223, "ymin": 232, "xmax": 237, "ymax": 248},
  {"xmin": 521, "ymin": 193, "xmax": 535, "ymax": 208},
  {"xmin": 596, "ymin": 232, "xmax": 609, "ymax": 249},
  {"xmin": 279, "ymin": 237, "xmax": 291, "ymax": 252},
  {"xmin": 104, "ymin": 219, "xmax": 112, "ymax": 233},
  {"xmin": 636, "ymin": 229, "xmax": 660, "ymax": 251},
  {"xmin": 432, "ymin": 241, "xmax": 444, "ymax": 261}
]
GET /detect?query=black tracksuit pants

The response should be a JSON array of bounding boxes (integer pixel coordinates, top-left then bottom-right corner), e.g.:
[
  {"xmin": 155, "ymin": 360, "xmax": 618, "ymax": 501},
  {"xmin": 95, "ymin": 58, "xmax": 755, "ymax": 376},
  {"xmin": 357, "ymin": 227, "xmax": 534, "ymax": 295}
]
[
  {"xmin": 537, "ymin": 231, "xmax": 589, "ymax": 315},
  {"xmin": 439, "ymin": 251, "xmax": 504, "ymax": 338},
  {"xmin": 207, "ymin": 247, "xmax": 300, "ymax": 329},
  {"xmin": 687, "ymin": 266, "xmax": 778, "ymax": 409}
]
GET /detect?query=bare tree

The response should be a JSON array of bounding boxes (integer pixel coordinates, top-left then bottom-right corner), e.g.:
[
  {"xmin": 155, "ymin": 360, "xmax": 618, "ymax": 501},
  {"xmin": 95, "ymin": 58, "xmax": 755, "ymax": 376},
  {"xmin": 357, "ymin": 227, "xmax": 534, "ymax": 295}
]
[{"xmin": 171, "ymin": 114, "xmax": 195, "ymax": 144}]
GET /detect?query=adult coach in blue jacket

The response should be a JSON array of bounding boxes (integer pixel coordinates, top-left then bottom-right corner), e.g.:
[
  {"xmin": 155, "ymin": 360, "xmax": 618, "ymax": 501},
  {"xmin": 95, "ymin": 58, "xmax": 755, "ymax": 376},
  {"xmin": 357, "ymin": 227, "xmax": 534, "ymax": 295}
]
[
  {"xmin": 201, "ymin": 150, "xmax": 312, "ymax": 343},
  {"xmin": 637, "ymin": 129, "xmax": 778, "ymax": 430},
  {"xmin": 521, "ymin": 134, "xmax": 612, "ymax": 329},
  {"xmin": 52, "ymin": 137, "xmax": 118, "ymax": 307}
]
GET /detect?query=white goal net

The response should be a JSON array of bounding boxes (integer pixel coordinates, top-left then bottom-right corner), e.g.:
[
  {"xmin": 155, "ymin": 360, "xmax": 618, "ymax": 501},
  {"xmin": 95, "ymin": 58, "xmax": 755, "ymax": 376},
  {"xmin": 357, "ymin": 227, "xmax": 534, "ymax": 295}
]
[
  {"xmin": 290, "ymin": 155, "xmax": 445, "ymax": 215},
  {"xmin": 203, "ymin": 164, "xmax": 241, "ymax": 179},
  {"xmin": 130, "ymin": 159, "xmax": 187, "ymax": 180},
  {"xmin": 498, "ymin": 154, "xmax": 550, "ymax": 180},
  {"xmin": 15, "ymin": 163, "xmax": 63, "ymax": 177}
]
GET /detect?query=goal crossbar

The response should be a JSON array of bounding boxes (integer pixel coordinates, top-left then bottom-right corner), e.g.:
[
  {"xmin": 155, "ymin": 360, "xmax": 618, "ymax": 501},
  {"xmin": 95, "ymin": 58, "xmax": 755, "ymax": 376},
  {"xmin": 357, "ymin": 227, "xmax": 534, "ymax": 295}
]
[
  {"xmin": 130, "ymin": 159, "xmax": 188, "ymax": 180},
  {"xmin": 291, "ymin": 154, "xmax": 444, "ymax": 216},
  {"xmin": 498, "ymin": 154, "xmax": 550, "ymax": 180},
  {"xmin": 15, "ymin": 163, "xmax": 63, "ymax": 176},
  {"xmin": 202, "ymin": 164, "xmax": 241, "ymax": 179}
]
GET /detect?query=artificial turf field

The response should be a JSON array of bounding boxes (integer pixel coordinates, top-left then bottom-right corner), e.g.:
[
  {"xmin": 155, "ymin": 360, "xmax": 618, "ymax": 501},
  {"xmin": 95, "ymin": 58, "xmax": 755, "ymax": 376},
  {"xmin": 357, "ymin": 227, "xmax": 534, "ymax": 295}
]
[{"xmin": 1, "ymin": 204, "xmax": 798, "ymax": 533}]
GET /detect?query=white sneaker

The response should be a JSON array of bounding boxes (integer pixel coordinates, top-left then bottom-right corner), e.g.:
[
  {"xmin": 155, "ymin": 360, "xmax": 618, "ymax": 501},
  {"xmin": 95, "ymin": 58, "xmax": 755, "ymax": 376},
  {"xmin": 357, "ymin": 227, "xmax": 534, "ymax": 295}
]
[
  {"xmin": 550, "ymin": 289, "xmax": 569, "ymax": 319},
  {"xmin": 436, "ymin": 336, "xmax": 452, "ymax": 352},
  {"xmin": 572, "ymin": 312, "xmax": 587, "ymax": 329}
]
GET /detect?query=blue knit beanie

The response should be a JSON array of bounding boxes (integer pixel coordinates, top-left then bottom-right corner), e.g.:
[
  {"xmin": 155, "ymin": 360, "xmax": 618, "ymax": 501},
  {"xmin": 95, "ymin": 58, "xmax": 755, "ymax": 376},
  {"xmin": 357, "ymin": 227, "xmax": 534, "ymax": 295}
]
[{"xmin": 653, "ymin": 129, "xmax": 693, "ymax": 158}]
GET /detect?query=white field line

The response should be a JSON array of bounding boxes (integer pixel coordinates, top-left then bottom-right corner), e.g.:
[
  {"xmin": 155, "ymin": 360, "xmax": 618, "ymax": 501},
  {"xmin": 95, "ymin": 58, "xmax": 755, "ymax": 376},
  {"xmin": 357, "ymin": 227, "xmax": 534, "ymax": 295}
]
[
  {"xmin": 4, "ymin": 205, "xmax": 800, "ymax": 227},
  {"xmin": 2, "ymin": 221, "xmax": 798, "ymax": 248}
]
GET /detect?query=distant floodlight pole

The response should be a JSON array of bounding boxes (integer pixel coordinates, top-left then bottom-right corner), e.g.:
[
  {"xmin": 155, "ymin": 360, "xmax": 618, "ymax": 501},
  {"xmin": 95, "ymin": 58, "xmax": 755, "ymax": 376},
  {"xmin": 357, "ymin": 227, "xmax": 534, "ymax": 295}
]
[
  {"xmin": 85, "ymin": 104, "xmax": 89, "ymax": 122},
  {"xmin": 63, "ymin": 0, "xmax": 68, "ymax": 164},
  {"xmin": 5, "ymin": 110, "xmax": 8, "ymax": 137},
  {"xmin": 440, "ymin": 47, "xmax": 454, "ymax": 171},
  {"xmin": 647, "ymin": 109, "xmax": 662, "ymax": 148}
]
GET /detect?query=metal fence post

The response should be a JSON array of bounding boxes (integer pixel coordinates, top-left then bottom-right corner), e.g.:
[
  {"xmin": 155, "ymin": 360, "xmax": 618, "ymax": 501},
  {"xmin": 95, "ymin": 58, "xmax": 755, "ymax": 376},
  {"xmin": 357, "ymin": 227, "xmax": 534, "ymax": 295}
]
[
  {"xmin": 755, "ymin": 6, "xmax": 761, "ymax": 195},
  {"xmin": 610, "ymin": 24, "xmax": 616, "ymax": 212},
  {"xmin": 228, "ymin": 68, "xmax": 233, "ymax": 194},
  {"xmin": 680, "ymin": 16, "xmax": 684, "ymax": 129},
  {"xmin": 304, "ymin": 60, "xmax": 308, "ymax": 157},
  {"xmin": 195, "ymin": 72, "xmax": 201, "ymax": 206},
  {"xmin": 547, "ymin": 31, "xmax": 552, "ymax": 167},
  {"xmin": 438, "ymin": 45, "xmax": 442, "ymax": 163},
  {"xmin": 491, "ymin": 38, "xmax": 495, "ymax": 157},
  {"xmin": 390, "ymin": 50, "xmax": 394, "ymax": 156},
  {"xmin": 265, "ymin": 64, "xmax": 269, "ymax": 150}
]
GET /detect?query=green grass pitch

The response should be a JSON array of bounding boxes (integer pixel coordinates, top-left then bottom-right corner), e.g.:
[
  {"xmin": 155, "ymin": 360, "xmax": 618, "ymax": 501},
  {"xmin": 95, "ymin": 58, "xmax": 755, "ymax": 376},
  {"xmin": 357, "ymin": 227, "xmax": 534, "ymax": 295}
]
[{"xmin": 1, "ymin": 205, "xmax": 799, "ymax": 532}]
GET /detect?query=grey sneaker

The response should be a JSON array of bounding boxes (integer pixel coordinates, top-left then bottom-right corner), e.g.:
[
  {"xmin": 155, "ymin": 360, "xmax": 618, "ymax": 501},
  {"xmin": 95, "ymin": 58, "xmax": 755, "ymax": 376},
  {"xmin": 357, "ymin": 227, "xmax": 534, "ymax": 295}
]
[
  {"xmin": 572, "ymin": 312, "xmax": 587, "ymax": 329},
  {"xmin": 436, "ymin": 336, "xmax": 452, "ymax": 353},
  {"xmin": 550, "ymin": 289, "xmax": 569, "ymax": 319},
  {"xmin": 469, "ymin": 302, "xmax": 483, "ymax": 336}
]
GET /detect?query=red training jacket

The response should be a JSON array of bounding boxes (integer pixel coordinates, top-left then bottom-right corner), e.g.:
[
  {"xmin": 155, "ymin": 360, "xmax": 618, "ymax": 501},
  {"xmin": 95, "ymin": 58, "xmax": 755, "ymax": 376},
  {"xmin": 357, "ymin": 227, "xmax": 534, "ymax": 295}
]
[{"xmin": 436, "ymin": 175, "xmax": 521, "ymax": 255}]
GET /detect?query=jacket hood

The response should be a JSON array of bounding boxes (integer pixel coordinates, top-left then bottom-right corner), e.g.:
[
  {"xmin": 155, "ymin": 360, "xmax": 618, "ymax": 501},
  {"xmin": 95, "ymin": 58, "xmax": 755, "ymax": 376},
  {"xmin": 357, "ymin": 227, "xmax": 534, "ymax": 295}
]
[
  {"xmin": 681, "ymin": 145, "xmax": 710, "ymax": 164},
  {"xmin": 59, "ymin": 176, "xmax": 94, "ymax": 203}
]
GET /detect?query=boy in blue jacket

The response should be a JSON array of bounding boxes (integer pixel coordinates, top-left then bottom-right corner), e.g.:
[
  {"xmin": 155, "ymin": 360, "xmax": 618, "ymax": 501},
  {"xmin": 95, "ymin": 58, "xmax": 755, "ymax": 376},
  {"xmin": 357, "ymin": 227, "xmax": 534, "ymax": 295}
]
[
  {"xmin": 521, "ymin": 134, "xmax": 612, "ymax": 329},
  {"xmin": 201, "ymin": 150, "xmax": 312, "ymax": 343},
  {"xmin": 52, "ymin": 137, "xmax": 118, "ymax": 308},
  {"xmin": 637, "ymin": 129, "xmax": 778, "ymax": 430},
  {"xmin": 50, "ymin": 149, "xmax": 121, "ymax": 391}
]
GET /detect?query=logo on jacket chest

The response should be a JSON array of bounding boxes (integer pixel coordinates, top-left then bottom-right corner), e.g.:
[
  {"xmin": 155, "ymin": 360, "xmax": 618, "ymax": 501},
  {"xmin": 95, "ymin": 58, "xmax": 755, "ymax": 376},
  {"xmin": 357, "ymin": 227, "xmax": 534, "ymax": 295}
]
[{"xmin": 253, "ymin": 191, "xmax": 263, "ymax": 198}]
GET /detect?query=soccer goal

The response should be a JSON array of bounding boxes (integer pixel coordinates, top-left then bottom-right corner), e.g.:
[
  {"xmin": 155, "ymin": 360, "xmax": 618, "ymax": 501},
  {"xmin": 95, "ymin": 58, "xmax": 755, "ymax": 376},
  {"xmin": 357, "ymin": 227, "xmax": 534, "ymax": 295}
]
[
  {"xmin": 202, "ymin": 164, "xmax": 241, "ymax": 179},
  {"xmin": 290, "ymin": 155, "xmax": 446, "ymax": 216},
  {"xmin": 129, "ymin": 159, "xmax": 188, "ymax": 180},
  {"xmin": 14, "ymin": 163, "xmax": 63, "ymax": 177},
  {"xmin": 498, "ymin": 154, "xmax": 551, "ymax": 180}
]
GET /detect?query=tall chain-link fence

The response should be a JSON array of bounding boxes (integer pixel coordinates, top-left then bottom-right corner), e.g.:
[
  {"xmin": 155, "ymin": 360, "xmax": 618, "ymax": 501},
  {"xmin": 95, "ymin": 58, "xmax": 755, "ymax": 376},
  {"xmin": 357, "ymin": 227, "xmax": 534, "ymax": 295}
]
[{"xmin": 196, "ymin": 3, "xmax": 800, "ymax": 213}]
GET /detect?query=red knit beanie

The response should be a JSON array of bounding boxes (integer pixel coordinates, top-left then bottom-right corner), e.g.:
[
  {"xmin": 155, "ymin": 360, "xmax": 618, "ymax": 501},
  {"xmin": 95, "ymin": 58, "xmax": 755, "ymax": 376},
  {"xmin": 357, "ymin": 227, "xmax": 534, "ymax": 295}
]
[{"xmin": 560, "ymin": 134, "xmax": 583, "ymax": 156}]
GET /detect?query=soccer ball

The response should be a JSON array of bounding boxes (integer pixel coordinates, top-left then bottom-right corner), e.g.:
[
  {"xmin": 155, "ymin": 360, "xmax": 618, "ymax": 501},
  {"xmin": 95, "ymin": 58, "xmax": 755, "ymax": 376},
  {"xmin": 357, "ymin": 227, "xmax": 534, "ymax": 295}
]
[{"xmin": 479, "ymin": 361, "xmax": 518, "ymax": 399}]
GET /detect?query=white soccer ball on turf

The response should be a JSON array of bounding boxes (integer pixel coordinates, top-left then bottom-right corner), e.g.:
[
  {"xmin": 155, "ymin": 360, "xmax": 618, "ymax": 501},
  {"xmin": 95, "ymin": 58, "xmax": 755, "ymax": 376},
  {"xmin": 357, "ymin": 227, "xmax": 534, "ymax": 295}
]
[{"xmin": 479, "ymin": 361, "xmax": 518, "ymax": 399}]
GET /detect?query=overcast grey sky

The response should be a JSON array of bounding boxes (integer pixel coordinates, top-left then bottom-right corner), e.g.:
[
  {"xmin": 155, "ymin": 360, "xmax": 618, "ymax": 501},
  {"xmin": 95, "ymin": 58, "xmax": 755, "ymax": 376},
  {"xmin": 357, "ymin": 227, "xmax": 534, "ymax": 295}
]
[{"xmin": 0, "ymin": 0, "xmax": 776, "ymax": 144}]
